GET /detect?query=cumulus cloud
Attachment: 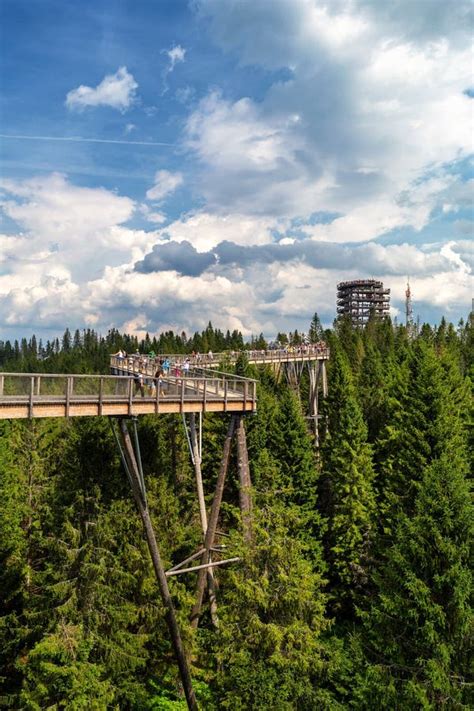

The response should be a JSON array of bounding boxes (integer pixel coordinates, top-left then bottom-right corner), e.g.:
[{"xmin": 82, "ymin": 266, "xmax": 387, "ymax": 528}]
[
  {"xmin": 185, "ymin": 91, "xmax": 331, "ymax": 217},
  {"xmin": 0, "ymin": 174, "xmax": 153, "ymax": 289},
  {"xmin": 0, "ymin": 175, "xmax": 470, "ymax": 338},
  {"xmin": 146, "ymin": 170, "xmax": 184, "ymax": 202},
  {"xmin": 65, "ymin": 67, "xmax": 138, "ymax": 111},
  {"xmin": 2, "ymin": 1, "xmax": 473, "ymax": 338},
  {"xmin": 144, "ymin": 211, "xmax": 282, "ymax": 251},
  {"xmin": 189, "ymin": 0, "xmax": 472, "ymax": 238},
  {"xmin": 139, "ymin": 204, "xmax": 167, "ymax": 224}
]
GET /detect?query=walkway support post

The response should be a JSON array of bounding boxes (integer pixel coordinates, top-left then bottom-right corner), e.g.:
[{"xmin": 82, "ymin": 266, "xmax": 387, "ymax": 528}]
[
  {"xmin": 235, "ymin": 415, "xmax": 253, "ymax": 544},
  {"xmin": 116, "ymin": 418, "xmax": 198, "ymax": 711},
  {"xmin": 308, "ymin": 362, "xmax": 320, "ymax": 448},
  {"xmin": 189, "ymin": 413, "xmax": 219, "ymax": 628},
  {"xmin": 190, "ymin": 415, "xmax": 237, "ymax": 629}
]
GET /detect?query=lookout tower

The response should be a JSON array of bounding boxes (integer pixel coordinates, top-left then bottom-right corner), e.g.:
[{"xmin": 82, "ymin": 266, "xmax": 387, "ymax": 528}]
[{"xmin": 337, "ymin": 279, "xmax": 390, "ymax": 327}]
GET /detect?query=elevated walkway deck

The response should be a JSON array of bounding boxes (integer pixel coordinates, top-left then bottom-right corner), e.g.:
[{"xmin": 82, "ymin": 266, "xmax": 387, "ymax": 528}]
[
  {"xmin": 0, "ymin": 346, "xmax": 329, "ymax": 421},
  {"xmin": 0, "ymin": 371, "xmax": 257, "ymax": 420},
  {"xmin": 110, "ymin": 344, "xmax": 330, "ymax": 375}
]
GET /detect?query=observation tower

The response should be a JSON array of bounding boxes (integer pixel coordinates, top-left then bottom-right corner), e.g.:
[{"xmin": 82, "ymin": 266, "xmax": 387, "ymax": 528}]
[{"xmin": 337, "ymin": 279, "xmax": 390, "ymax": 327}]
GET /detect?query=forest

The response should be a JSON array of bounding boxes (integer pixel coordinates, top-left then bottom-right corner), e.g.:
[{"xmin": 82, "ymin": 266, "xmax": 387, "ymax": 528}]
[{"xmin": 0, "ymin": 313, "xmax": 472, "ymax": 710}]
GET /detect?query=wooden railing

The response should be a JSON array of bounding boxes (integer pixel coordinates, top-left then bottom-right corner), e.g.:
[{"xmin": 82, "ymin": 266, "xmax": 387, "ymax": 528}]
[
  {"xmin": 0, "ymin": 371, "xmax": 257, "ymax": 420},
  {"xmin": 110, "ymin": 344, "xmax": 330, "ymax": 375}
]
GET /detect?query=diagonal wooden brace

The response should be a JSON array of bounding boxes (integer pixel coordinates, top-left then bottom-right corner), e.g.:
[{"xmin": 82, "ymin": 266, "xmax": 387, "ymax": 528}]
[
  {"xmin": 190, "ymin": 414, "xmax": 237, "ymax": 628},
  {"xmin": 116, "ymin": 419, "xmax": 198, "ymax": 711}
]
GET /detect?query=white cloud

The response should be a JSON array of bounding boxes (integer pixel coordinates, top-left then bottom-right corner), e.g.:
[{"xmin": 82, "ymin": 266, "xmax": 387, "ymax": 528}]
[
  {"xmin": 167, "ymin": 45, "xmax": 186, "ymax": 68},
  {"xmin": 0, "ymin": 171, "xmax": 470, "ymax": 337},
  {"xmin": 65, "ymin": 67, "xmax": 138, "ymax": 112},
  {"xmin": 139, "ymin": 204, "xmax": 167, "ymax": 224},
  {"xmin": 146, "ymin": 170, "xmax": 184, "ymax": 202},
  {"xmin": 188, "ymin": 0, "xmax": 472, "ymax": 240},
  {"xmin": 1, "ymin": 1, "xmax": 473, "ymax": 338},
  {"xmin": 0, "ymin": 174, "xmax": 153, "ymax": 286},
  {"xmin": 151, "ymin": 211, "xmax": 282, "ymax": 251},
  {"xmin": 185, "ymin": 91, "xmax": 333, "ymax": 216},
  {"xmin": 162, "ymin": 44, "xmax": 186, "ymax": 92},
  {"xmin": 0, "ymin": 190, "xmax": 471, "ymax": 338}
]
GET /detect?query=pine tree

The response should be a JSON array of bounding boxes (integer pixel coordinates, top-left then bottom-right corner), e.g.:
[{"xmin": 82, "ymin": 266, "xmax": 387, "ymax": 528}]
[
  {"xmin": 358, "ymin": 339, "xmax": 387, "ymax": 443},
  {"xmin": 269, "ymin": 388, "xmax": 322, "ymax": 545},
  {"xmin": 0, "ymin": 419, "xmax": 67, "ymax": 705}
]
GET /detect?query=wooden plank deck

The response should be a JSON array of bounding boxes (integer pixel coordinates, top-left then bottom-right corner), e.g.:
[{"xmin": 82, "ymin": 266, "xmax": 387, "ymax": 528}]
[
  {"xmin": 0, "ymin": 372, "xmax": 257, "ymax": 420},
  {"xmin": 0, "ymin": 397, "xmax": 255, "ymax": 419}
]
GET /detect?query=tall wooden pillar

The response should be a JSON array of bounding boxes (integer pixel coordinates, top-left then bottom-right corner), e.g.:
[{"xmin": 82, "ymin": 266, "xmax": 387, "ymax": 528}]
[
  {"xmin": 190, "ymin": 415, "xmax": 236, "ymax": 629},
  {"xmin": 321, "ymin": 360, "xmax": 328, "ymax": 397},
  {"xmin": 235, "ymin": 415, "xmax": 253, "ymax": 544},
  {"xmin": 189, "ymin": 413, "xmax": 219, "ymax": 627},
  {"xmin": 117, "ymin": 419, "xmax": 198, "ymax": 711},
  {"xmin": 308, "ymin": 361, "xmax": 320, "ymax": 447}
]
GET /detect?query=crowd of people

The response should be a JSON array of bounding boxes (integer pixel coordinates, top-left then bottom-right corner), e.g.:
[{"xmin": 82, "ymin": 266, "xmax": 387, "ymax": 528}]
[{"xmin": 113, "ymin": 342, "xmax": 328, "ymax": 369}]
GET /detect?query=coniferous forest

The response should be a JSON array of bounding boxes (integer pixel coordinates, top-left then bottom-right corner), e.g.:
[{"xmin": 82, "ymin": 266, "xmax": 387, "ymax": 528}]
[{"xmin": 0, "ymin": 314, "xmax": 472, "ymax": 710}]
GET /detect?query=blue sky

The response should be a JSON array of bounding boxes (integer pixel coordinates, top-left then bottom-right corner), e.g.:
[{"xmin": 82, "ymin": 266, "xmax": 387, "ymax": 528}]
[{"xmin": 0, "ymin": 0, "xmax": 472, "ymax": 341}]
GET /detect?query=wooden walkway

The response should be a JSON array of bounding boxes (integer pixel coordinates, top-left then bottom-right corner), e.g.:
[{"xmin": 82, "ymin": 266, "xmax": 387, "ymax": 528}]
[
  {"xmin": 0, "ymin": 346, "xmax": 329, "ymax": 421},
  {"xmin": 0, "ymin": 371, "xmax": 257, "ymax": 420},
  {"xmin": 111, "ymin": 345, "xmax": 330, "ymax": 375}
]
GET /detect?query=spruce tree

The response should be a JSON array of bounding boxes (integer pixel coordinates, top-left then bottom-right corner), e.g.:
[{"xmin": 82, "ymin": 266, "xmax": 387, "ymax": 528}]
[
  {"xmin": 358, "ymin": 339, "xmax": 387, "ymax": 444},
  {"xmin": 375, "ymin": 339, "xmax": 469, "ymax": 535},
  {"xmin": 309, "ymin": 312, "xmax": 324, "ymax": 342},
  {"xmin": 210, "ymin": 501, "xmax": 332, "ymax": 710},
  {"xmin": 354, "ymin": 453, "xmax": 473, "ymax": 709},
  {"xmin": 320, "ymin": 346, "xmax": 376, "ymax": 614}
]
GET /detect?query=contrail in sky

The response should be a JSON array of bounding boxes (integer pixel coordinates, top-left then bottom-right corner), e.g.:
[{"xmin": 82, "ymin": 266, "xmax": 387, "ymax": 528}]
[{"xmin": 0, "ymin": 133, "xmax": 175, "ymax": 147}]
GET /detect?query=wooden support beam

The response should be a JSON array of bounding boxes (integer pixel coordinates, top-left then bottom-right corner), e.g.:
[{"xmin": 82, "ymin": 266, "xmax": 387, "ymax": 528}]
[
  {"xmin": 321, "ymin": 360, "xmax": 328, "ymax": 398},
  {"xmin": 118, "ymin": 419, "xmax": 198, "ymax": 711},
  {"xmin": 166, "ymin": 557, "xmax": 240, "ymax": 577},
  {"xmin": 307, "ymin": 361, "xmax": 319, "ymax": 447},
  {"xmin": 189, "ymin": 413, "xmax": 208, "ymax": 533},
  {"xmin": 235, "ymin": 415, "xmax": 253, "ymax": 544},
  {"xmin": 190, "ymin": 415, "xmax": 236, "ymax": 629},
  {"xmin": 167, "ymin": 548, "xmax": 205, "ymax": 573},
  {"xmin": 189, "ymin": 413, "xmax": 219, "ymax": 628}
]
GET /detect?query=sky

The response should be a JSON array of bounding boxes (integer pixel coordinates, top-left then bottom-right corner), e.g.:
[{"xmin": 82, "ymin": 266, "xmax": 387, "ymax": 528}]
[{"xmin": 0, "ymin": 0, "xmax": 472, "ymax": 342}]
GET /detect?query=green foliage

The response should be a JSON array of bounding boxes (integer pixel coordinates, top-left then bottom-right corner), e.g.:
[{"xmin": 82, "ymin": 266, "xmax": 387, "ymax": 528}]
[
  {"xmin": 320, "ymin": 347, "xmax": 376, "ymax": 614},
  {"xmin": 375, "ymin": 339, "xmax": 469, "ymax": 541},
  {"xmin": 0, "ymin": 314, "xmax": 471, "ymax": 708},
  {"xmin": 354, "ymin": 454, "xmax": 473, "ymax": 709},
  {"xmin": 210, "ymin": 503, "xmax": 331, "ymax": 710},
  {"xmin": 309, "ymin": 312, "xmax": 324, "ymax": 343}
]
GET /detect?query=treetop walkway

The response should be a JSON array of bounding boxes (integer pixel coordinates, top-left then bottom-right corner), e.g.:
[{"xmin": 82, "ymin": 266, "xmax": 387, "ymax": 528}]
[
  {"xmin": 0, "ymin": 370, "xmax": 257, "ymax": 420},
  {"xmin": 110, "ymin": 343, "xmax": 330, "ymax": 374},
  {"xmin": 0, "ymin": 344, "xmax": 329, "ymax": 421}
]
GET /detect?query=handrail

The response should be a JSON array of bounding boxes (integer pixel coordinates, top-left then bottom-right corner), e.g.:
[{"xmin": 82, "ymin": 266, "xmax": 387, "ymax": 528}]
[
  {"xmin": 110, "ymin": 344, "xmax": 330, "ymax": 363},
  {"xmin": 0, "ymin": 373, "xmax": 256, "ymax": 401},
  {"xmin": 0, "ymin": 370, "xmax": 251, "ymax": 385}
]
